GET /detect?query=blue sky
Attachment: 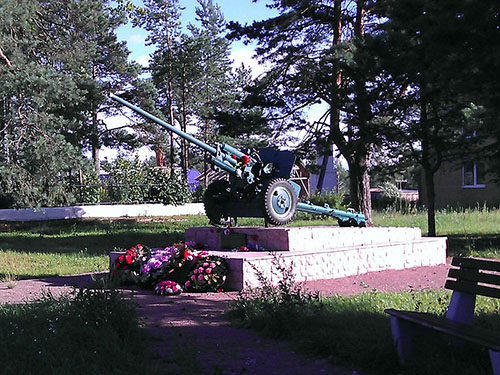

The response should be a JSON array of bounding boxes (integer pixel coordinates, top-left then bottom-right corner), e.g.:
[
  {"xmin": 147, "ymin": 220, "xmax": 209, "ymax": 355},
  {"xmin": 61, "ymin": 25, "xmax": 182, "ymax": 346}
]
[
  {"xmin": 116, "ymin": 0, "xmax": 278, "ymax": 70},
  {"xmin": 104, "ymin": 1, "xmax": 281, "ymax": 160},
  {"xmin": 108, "ymin": 1, "xmax": 328, "ymax": 161}
]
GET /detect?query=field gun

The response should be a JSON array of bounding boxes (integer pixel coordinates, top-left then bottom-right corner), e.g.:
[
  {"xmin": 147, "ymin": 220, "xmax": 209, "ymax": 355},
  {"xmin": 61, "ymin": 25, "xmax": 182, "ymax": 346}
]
[{"xmin": 110, "ymin": 94, "xmax": 366, "ymax": 227}]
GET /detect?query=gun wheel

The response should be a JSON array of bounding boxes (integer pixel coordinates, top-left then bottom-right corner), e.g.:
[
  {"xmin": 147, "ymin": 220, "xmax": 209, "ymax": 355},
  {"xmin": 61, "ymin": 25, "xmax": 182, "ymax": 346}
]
[
  {"xmin": 338, "ymin": 218, "xmax": 365, "ymax": 227},
  {"xmin": 204, "ymin": 180, "xmax": 237, "ymax": 226},
  {"xmin": 263, "ymin": 178, "xmax": 298, "ymax": 225}
]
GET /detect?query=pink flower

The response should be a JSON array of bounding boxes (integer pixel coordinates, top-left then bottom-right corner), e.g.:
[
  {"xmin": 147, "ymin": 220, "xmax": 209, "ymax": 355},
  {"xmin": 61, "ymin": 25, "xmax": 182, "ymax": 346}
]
[
  {"xmin": 184, "ymin": 281, "xmax": 190, "ymax": 288},
  {"xmin": 203, "ymin": 262, "xmax": 209, "ymax": 267},
  {"xmin": 198, "ymin": 267, "xmax": 204, "ymax": 273},
  {"xmin": 198, "ymin": 274, "xmax": 204, "ymax": 281},
  {"xmin": 206, "ymin": 268, "xmax": 212, "ymax": 274},
  {"xmin": 191, "ymin": 275, "xmax": 196, "ymax": 281},
  {"xmin": 194, "ymin": 269, "xmax": 199, "ymax": 274},
  {"xmin": 210, "ymin": 262, "xmax": 216, "ymax": 268}
]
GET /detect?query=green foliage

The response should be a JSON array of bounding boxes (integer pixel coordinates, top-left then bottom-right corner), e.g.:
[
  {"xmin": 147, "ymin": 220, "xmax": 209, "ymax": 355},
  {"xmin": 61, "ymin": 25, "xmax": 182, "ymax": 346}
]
[
  {"xmin": 308, "ymin": 189, "xmax": 346, "ymax": 210},
  {"xmin": 294, "ymin": 189, "xmax": 346, "ymax": 221},
  {"xmin": 0, "ymin": 289, "xmax": 161, "ymax": 375},
  {"xmin": 0, "ymin": 0, "xmax": 139, "ymax": 208},
  {"xmin": 98, "ymin": 156, "xmax": 192, "ymax": 205},
  {"xmin": 226, "ymin": 256, "xmax": 500, "ymax": 374},
  {"xmin": 78, "ymin": 172, "xmax": 106, "ymax": 204},
  {"xmin": 226, "ymin": 253, "xmax": 322, "ymax": 338},
  {"xmin": 147, "ymin": 170, "xmax": 192, "ymax": 205},
  {"xmin": 105, "ymin": 157, "xmax": 149, "ymax": 203}
]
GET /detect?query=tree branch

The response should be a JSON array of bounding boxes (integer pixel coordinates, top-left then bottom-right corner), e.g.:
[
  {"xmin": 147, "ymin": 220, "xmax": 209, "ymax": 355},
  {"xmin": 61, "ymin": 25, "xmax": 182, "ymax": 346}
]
[{"xmin": 0, "ymin": 46, "xmax": 12, "ymax": 68}]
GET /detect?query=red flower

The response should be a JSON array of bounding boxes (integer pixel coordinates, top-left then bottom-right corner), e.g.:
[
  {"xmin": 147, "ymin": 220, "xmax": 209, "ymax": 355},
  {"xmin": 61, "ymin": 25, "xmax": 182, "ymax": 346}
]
[
  {"xmin": 241, "ymin": 155, "xmax": 251, "ymax": 165},
  {"xmin": 118, "ymin": 254, "xmax": 124, "ymax": 263},
  {"xmin": 125, "ymin": 255, "xmax": 133, "ymax": 265}
]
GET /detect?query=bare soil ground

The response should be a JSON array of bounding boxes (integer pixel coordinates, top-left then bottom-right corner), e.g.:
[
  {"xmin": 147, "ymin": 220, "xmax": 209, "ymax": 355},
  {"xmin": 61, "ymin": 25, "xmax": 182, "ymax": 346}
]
[{"xmin": 0, "ymin": 260, "xmax": 450, "ymax": 374}]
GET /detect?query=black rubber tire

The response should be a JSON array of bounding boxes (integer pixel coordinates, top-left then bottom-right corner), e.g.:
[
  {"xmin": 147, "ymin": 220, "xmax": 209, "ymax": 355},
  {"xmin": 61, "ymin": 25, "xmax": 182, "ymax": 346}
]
[
  {"xmin": 204, "ymin": 180, "xmax": 236, "ymax": 225},
  {"xmin": 262, "ymin": 178, "xmax": 298, "ymax": 225},
  {"xmin": 338, "ymin": 219, "xmax": 352, "ymax": 227}
]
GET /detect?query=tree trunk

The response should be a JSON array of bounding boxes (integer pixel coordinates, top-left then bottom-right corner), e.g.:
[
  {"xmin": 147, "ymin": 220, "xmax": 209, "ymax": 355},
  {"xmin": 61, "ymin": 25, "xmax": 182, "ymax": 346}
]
[
  {"xmin": 155, "ymin": 147, "xmax": 165, "ymax": 167},
  {"xmin": 92, "ymin": 144, "xmax": 100, "ymax": 176},
  {"xmin": 165, "ymin": 20, "xmax": 176, "ymax": 177},
  {"xmin": 316, "ymin": 149, "xmax": 329, "ymax": 193},
  {"xmin": 91, "ymin": 107, "xmax": 100, "ymax": 176},
  {"xmin": 318, "ymin": 0, "xmax": 342, "ymax": 192},
  {"xmin": 180, "ymin": 66, "xmax": 188, "ymax": 183},
  {"xmin": 348, "ymin": 154, "xmax": 372, "ymax": 223},
  {"xmin": 357, "ymin": 157, "xmax": 372, "ymax": 223},
  {"xmin": 424, "ymin": 168, "xmax": 436, "ymax": 236}
]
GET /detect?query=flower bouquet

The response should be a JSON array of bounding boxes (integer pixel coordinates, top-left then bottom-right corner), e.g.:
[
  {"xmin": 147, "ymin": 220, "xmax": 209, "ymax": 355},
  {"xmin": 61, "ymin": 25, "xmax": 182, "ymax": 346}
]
[
  {"xmin": 154, "ymin": 280, "xmax": 182, "ymax": 296},
  {"xmin": 110, "ymin": 241, "xmax": 229, "ymax": 295},
  {"xmin": 145, "ymin": 242, "xmax": 208, "ymax": 286},
  {"xmin": 184, "ymin": 256, "xmax": 228, "ymax": 292},
  {"xmin": 111, "ymin": 244, "xmax": 149, "ymax": 285}
]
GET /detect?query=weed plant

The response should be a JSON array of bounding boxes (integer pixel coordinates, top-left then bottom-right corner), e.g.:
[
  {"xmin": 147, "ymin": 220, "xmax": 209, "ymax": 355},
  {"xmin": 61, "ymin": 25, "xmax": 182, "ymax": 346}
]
[{"xmin": 0, "ymin": 289, "xmax": 162, "ymax": 375}]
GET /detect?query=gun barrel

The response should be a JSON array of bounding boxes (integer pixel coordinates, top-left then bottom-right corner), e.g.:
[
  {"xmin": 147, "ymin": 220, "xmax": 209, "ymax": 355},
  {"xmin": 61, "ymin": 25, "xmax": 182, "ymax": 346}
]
[{"xmin": 110, "ymin": 94, "xmax": 217, "ymax": 156}]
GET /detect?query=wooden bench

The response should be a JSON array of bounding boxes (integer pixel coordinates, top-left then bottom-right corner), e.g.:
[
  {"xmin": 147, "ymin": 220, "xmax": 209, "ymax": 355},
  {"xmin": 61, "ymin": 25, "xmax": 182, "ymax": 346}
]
[{"xmin": 385, "ymin": 257, "xmax": 500, "ymax": 374}]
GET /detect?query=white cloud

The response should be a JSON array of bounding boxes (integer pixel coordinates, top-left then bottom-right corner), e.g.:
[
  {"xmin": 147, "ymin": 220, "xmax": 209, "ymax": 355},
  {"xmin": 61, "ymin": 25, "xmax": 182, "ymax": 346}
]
[
  {"xmin": 135, "ymin": 55, "xmax": 150, "ymax": 68},
  {"xmin": 128, "ymin": 33, "xmax": 146, "ymax": 44},
  {"xmin": 230, "ymin": 48, "xmax": 268, "ymax": 78}
]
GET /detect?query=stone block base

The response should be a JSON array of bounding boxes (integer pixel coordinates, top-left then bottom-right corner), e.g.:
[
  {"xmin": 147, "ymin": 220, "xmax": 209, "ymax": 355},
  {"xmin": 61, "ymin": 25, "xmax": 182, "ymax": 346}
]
[
  {"xmin": 211, "ymin": 237, "xmax": 446, "ymax": 290},
  {"xmin": 110, "ymin": 226, "xmax": 447, "ymax": 291}
]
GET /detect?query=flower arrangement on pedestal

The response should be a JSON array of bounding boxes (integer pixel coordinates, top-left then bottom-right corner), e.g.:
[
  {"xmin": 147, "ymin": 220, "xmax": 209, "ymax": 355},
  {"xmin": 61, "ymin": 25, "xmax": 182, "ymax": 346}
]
[
  {"xmin": 111, "ymin": 244, "xmax": 149, "ymax": 285},
  {"xmin": 184, "ymin": 256, "xmax": 228, "ymax": 292},
  {"xmin": 111, "ymin": 242, "xmax": 228, "ymax": 295}
]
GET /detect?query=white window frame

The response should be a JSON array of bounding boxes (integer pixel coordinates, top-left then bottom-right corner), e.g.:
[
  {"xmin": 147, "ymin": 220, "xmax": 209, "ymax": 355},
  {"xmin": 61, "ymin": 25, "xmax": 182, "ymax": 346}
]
[{"xmin": 462, "ymin": 161, "xmax": 486, "ymax": 188}]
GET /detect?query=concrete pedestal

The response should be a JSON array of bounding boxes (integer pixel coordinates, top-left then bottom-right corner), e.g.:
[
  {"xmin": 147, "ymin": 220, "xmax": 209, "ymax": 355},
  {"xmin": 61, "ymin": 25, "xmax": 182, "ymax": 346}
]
[
  {"xmin": 185, "ymin": 226, "xmax": 447, "ymax": 290},
  {"xmin": 110, "ymin": 226, "xmax": 447, "ymax": 291}
]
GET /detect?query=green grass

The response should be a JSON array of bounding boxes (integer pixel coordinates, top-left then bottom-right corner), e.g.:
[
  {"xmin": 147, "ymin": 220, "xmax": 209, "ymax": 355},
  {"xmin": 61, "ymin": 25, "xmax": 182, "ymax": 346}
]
[
  {"xmin": 2, "ymin": 206, "xmax": 500, "ymax": 278},
  {"xmin": 0, "ymin": 289, "xmax": 164, "ymax": 375},
  {"xmin": 227, "ymin": 274, "xmax": 500, "ymax": 375},
  {"xmin": 1, "ymin": 208, "xmax": 500, "ymax": 373}
]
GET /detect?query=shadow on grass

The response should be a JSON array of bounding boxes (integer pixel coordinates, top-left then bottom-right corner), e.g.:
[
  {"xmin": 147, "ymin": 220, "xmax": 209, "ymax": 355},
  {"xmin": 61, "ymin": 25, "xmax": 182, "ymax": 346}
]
[
  {"xmin": 0, "ymin": 232, "xmax": 184, "ymax": 255},
  {"xmin": 446, "ymin": 233, "xmax": 500, "ymax": 257},
  {"xmin": 0, "ymin": 218, "xmax": 189, "ymax": 255}
]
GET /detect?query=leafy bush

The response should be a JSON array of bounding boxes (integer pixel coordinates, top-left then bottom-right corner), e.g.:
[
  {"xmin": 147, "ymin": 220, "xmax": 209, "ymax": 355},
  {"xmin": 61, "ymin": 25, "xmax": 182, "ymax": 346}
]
[
  {"xmin": 77, "ymin": 173, "xmax": 107, "ymax": 204},
  {"xmin": 0, "ymin": 289, "xmax": 160, "ymax": 375},
  {"xmin": 76, "ymin": 157, "xmax": 193, "ymax": 205},
  {"xmin": 294, "ymin": 189, "xmax": 346, "ymax": 220},
  {"xmin": 146, "ymin": 168, "xmax": 192, "ymax": 205},
  {"xmin": 226, "ymin": 253, "xmax": 323, "ymax": 337},
  {"xmin": 105, "ymin": 157, "xmax": 149, "ymax": 203}
]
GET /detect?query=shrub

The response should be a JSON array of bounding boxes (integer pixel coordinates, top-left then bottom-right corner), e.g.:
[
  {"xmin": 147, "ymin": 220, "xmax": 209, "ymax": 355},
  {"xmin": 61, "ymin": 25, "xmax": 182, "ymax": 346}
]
[{"xmin": 294, "ymin": 189, "xmax": 346, "ymax": 220}]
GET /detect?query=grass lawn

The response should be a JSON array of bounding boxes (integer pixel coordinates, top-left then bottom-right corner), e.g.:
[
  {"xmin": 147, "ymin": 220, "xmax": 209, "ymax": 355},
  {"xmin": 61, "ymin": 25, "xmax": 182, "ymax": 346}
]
[
  {"xmin": 1, "ymin": 208, "xmax": 499, "ymax": 374},
  {"xmin": 1, "ymin": 207, "xmax": 500, "ymax": 278}
]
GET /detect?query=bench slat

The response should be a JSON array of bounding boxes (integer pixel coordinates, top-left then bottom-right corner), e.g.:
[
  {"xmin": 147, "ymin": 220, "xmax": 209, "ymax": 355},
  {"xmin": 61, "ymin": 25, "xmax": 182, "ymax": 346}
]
[
  {"xmin": 452, "ymin": 257, "xmax": 500, "ymax": 272},
  {"xmin": 445, "ymin": 279, "xmax": 500, "ymax": 299},
  {"xmin": 385, "ymin": 309, "xmax": 500, "ymax": 351},
  {"xmin": 448, "ymin": 268, "xmax": 500, "ymax": 287}
]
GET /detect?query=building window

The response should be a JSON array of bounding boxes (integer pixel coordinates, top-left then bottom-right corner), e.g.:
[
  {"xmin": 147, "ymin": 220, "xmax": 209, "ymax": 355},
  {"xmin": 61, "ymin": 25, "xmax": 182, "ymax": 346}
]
[{"xmin": 463, "ymin": 161, "xmax": 485, "ymax": 188}]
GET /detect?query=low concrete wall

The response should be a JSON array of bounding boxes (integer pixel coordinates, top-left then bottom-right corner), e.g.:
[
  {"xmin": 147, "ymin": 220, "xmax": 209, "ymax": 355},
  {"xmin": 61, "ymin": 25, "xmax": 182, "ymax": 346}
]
[{"xmin": 0, "ymin": 203, "xmax": 205, "ymax": 222}]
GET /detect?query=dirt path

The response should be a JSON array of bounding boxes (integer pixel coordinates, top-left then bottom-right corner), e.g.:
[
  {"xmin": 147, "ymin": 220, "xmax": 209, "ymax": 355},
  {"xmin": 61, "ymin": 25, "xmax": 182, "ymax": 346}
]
[{"xmin": 0, "ymin": 261, "xmax": 451, "ymax": 374}]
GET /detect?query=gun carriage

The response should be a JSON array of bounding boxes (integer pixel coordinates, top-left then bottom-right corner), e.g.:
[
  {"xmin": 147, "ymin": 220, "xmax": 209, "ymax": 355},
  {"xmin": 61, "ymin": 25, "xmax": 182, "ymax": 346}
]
[{"xmin": 110, "ymin": 94, "xmax": 366, "ymax": 227}]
